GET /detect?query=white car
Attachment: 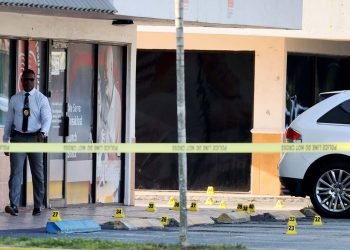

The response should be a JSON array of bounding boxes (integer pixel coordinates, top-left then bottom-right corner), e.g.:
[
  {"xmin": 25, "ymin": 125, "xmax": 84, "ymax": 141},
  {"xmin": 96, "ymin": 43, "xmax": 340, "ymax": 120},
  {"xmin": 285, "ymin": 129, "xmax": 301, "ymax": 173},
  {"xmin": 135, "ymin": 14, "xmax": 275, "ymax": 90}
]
[{"xmin": 279, "ymin": 91, "xmax": 350, "ymax": 217}]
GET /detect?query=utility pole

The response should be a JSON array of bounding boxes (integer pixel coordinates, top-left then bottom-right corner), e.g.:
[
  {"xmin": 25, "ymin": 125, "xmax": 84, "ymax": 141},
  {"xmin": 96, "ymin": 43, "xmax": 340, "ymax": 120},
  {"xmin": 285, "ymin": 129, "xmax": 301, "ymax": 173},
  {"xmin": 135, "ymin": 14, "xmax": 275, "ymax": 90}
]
[{"xmin": 175, "ymin": 0, "xmax": 188, "ymax": 246}]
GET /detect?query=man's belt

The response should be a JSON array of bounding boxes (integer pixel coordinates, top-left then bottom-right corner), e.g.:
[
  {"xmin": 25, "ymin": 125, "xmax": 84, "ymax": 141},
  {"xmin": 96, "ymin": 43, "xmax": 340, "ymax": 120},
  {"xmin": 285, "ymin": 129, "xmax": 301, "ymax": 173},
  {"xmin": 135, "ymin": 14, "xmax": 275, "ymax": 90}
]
[{"xmin": 12, "ymin": 130, "xmax": 41, "ymax": 136}]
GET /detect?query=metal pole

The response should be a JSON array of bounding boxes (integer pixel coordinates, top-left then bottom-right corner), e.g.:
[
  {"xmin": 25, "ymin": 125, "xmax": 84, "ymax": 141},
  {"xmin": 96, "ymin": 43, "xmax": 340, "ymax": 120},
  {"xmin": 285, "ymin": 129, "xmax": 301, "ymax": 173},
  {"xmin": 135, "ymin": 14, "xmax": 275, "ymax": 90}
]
[{"xmin": 175, "ymin": 0, "xmax": 188, "ymax": 246}]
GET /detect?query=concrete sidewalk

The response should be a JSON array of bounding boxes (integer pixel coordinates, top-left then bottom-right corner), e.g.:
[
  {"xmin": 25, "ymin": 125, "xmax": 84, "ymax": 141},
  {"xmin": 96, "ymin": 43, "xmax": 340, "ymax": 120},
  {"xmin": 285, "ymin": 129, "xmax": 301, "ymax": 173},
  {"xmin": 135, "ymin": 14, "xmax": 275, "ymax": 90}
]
[{"xmin": 0, "ymin": 191, "xmax": 311, "ymax": 231}]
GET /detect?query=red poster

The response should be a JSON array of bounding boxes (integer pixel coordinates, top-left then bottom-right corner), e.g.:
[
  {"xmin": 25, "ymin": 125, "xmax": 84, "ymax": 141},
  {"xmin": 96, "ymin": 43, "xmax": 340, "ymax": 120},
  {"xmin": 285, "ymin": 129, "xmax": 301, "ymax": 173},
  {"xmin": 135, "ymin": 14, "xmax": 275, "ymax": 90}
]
[
  {"xmin": 17, "ymin": 40, "xmax": 25, "ymax": 92},
  {"xmin": 29, "ymin": 41, "xmax": 40, "ymax": 89}
]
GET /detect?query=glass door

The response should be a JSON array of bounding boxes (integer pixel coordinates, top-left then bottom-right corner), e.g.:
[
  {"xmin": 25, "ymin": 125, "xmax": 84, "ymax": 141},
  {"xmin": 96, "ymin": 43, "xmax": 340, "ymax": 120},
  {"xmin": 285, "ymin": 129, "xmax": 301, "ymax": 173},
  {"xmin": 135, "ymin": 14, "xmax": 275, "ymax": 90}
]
[
  {"xmin": 65, "ymin": 43, "xmax": 94, "ymax": 204},
  {"xmin": 47, "ymin": 44, "xmax": 68, "ymax": 207}
]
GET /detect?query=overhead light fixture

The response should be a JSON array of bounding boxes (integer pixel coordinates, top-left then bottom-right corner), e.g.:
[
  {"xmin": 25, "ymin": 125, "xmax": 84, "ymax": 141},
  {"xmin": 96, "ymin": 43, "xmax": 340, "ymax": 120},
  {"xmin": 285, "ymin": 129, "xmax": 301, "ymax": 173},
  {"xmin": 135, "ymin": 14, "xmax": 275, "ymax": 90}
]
[{"xmin": 112, "ymin": 19, "xmax": 134, "ymax": 25}]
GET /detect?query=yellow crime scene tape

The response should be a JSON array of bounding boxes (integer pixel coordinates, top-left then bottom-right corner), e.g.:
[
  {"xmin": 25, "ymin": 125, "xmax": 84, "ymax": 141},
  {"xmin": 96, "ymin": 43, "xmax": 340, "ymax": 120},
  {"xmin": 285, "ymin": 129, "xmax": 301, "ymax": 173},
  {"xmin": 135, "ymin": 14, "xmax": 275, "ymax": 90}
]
[{"xmin": 0, "ymin": 142, "xmax": 349, "ymax": 153}]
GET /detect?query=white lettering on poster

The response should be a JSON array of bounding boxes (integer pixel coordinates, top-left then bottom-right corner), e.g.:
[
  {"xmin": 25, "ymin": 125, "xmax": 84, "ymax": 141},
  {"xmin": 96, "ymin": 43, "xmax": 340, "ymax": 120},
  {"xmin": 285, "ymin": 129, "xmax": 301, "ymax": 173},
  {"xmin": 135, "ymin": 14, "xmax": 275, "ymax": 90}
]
[
  {"xmin": 51, "ymin": 52, "xmax": 60, "ymax": 75},
  {"xmin": 51, "ymin": 102, "xmax": 63, "ymax": 129},
  {"xmin": 68, "ymin": 103, "xmax": 83, "ymax": 126}
]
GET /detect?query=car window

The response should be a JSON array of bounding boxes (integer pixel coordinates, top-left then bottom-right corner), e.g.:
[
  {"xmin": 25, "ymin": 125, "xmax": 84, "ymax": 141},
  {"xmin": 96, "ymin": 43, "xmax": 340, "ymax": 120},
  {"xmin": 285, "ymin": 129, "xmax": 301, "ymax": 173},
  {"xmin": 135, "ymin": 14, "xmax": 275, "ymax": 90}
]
[
  {"xmin": 340, "ymin": 99, "xmax": 350, "ymax": 113},
  {"xmin": 317, "ymin": 99, "xmax": 350, "ymax": 124}
]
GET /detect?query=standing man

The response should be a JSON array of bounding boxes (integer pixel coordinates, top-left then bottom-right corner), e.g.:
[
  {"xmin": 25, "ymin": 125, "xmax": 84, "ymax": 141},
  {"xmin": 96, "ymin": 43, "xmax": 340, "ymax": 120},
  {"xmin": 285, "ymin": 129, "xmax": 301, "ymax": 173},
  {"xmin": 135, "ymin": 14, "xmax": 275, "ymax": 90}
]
[{"xmin": 3, "ymin": 69, "xmax": 52, "ymax": 216}]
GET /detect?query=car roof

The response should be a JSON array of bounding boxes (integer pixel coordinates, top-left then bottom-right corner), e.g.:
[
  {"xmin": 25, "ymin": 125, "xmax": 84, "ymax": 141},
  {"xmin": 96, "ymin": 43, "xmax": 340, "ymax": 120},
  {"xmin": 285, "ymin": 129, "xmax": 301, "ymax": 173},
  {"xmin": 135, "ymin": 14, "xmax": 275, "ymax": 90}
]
[
  {"xmin": 319, "ymin": 90, "xmax": 348, "ymax": 101},
  {"xmin": 292, "ymin": 90, "xmax": 350, "ymax": 125}
]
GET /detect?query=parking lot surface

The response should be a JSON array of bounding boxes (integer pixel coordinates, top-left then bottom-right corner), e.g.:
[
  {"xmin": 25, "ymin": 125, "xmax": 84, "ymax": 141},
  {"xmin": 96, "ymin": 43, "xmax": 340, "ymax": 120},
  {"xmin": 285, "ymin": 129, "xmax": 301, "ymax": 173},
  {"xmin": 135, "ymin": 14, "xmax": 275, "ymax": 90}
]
[{"xmin": 1, "ymin": 192, "xmax": 347, "ymax": 249}]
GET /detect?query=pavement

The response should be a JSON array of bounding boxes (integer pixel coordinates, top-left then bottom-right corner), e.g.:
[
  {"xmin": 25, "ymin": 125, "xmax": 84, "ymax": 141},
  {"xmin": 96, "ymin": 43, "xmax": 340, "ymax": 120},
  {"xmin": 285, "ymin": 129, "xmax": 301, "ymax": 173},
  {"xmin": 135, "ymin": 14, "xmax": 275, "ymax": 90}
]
[
  {"xmin": 3, "ymin": 191, "xmax": 350, "ymax": 250},
  {"xmin": 0, "ymin": 190, "xmax": 312, "ymax": 231}
]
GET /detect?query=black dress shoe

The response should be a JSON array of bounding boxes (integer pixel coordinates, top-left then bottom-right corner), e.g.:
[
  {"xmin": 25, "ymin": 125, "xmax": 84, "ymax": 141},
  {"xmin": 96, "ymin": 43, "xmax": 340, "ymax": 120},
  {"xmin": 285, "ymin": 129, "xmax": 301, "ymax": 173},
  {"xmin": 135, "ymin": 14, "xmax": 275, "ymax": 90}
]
[
  {"xmin": 32, "ymin": 208, "xmax": 41, "ymax": 216},
  {"xmin": 5, "ymin": 205, "xmax": 18, "ymax": 216}
]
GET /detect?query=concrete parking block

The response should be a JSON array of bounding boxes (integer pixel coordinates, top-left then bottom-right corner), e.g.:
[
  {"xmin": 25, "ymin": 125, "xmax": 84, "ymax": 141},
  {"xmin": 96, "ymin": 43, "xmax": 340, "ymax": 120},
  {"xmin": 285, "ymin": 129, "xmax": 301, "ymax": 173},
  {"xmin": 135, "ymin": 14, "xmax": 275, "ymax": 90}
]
[
  {"xmin": 101, "ymin": 218, "xmax": 164, "ymax": 230},
  {"xmin": 188, "ymin": 215, "xmax": 215, "ymax": 226},
  {"xmin": 165, "ymin": 214, "xmax": 215, "ymax": 227},
  {"xmin": 300, "ymin": 207, "xmax": 318, "ymax": 217},
  {"xmin": 251, "ymin": 210, "xmax": 305, "ymax": 221},
  {"xmin": 213, "ymin": 212, "xmax": 251, "ymax": 224}
]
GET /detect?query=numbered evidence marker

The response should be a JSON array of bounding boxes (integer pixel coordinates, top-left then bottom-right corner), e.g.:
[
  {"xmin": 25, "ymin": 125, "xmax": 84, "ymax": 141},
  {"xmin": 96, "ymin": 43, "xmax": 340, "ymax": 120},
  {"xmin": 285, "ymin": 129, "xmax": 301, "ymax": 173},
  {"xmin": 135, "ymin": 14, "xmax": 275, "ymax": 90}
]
[
  {"xmin": 147, "ymin": 202, "xmax": 156, "ymax": 212},
  {"xmin": 206, "ymin": 186, "xmax": 215, "ymax": 196},
  {"xmin": 172, "ymin": 201, "xmax": 180, "ymax": 211},
  {"xmin": 313, "ymin": 215, "xmax": 323, "ymax": 226},
  {"xmin": 286, "ymin": 224, "xmax": 297, "ymax": 235},
  {"xmin": 113, "ymin": 208, "xmax": 125, "ymax": 219},
  {"xmin": 242, "ymin": 205, "xmax": 249, "ymax": 213},
  {"xmin": 188, "ymin": 201, "xmax": 198, "ymax": 212},
  {"xmin": 286, "ymin": 214, "xmax": 297, "ymax": 235},
  {"xmin": 49, "ymin": 210, "xmax": 62, "ymax": 222},
  {"xmin": 236, "ymin": 203, "xmax": 243, "ymax": 212},
  {"xmin": 161, "ymin": 215, "xmax": 169, "ymax": 226},
  {"xmin": 248, "ymin": 203, "xmax": 255, "ymax": 213},
  {"xmin": 288, "ymin": 216, "xmax": 297, "ymax": 226}
]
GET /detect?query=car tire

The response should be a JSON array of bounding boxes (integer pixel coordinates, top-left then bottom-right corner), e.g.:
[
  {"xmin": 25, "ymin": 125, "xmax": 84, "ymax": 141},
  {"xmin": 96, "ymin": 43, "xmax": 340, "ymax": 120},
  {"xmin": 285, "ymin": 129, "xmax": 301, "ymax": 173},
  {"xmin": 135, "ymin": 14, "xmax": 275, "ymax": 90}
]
[{"xmin": 310, "ymin": 163, "xmax": 350, "ymax": 218}]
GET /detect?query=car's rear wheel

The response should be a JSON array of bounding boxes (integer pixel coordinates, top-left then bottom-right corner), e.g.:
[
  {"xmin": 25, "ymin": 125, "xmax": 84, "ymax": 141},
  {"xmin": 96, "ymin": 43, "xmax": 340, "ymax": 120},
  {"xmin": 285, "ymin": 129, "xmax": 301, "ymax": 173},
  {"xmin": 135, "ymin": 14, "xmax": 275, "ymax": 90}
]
[{"xmin": 310, "ymin": 163, "xmax": 350, "ymax": 218}]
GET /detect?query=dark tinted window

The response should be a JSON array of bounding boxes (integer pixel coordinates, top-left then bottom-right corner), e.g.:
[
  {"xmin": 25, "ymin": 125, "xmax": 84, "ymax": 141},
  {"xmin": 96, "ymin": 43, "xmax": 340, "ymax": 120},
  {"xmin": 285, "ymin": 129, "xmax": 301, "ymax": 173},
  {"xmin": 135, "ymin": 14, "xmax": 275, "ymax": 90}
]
[
  {"xmin": 318, "ymin": 99, "xmax": 350, "ymax": 124},
  {"xmin": 286, "ymin": 54, "xmax": 350, "ymax": 127},
  {"xmin": 136, "ymin": 50, "xmax": 254, "ymax": 191}
]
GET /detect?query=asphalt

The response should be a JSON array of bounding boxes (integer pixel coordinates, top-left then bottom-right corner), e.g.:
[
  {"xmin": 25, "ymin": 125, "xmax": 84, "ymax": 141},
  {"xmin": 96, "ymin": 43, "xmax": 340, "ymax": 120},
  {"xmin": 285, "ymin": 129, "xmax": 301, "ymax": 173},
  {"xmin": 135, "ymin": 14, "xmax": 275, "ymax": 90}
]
[{"xmin": 0, "ymin": 190, "xmax": 312, "ymax": 231}]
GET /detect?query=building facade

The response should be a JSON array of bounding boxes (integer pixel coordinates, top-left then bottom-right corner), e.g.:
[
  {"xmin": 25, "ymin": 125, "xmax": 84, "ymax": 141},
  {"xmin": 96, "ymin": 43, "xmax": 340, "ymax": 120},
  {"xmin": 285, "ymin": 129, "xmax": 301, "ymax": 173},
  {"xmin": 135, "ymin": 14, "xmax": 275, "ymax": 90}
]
[
  {"xmin": 0, "ymin": 2, "xmax": 137, "ymax": 208},
  {"xmin": 135, "ymin": 0, "xmax": 350, "ymax": 195},
  {"xmin": 0, "ymin": 0, "xmax": 305, "ymax": 208}
]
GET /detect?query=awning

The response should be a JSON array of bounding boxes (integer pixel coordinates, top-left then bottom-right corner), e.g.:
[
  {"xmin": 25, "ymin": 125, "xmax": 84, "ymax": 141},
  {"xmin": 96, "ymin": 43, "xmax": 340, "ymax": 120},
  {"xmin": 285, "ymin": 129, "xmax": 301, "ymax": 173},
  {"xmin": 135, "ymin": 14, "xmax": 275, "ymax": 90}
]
[{"xmin": 0, "ymin": 0, "xmax": 117, "ymax": 15}]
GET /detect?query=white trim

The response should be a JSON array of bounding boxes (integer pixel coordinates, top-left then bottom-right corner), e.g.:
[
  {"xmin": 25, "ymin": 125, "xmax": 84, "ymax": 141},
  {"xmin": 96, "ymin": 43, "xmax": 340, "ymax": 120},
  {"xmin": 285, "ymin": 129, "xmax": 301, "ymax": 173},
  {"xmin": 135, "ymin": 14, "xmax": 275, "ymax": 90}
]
[{"xmin": 123, "ymin": 42, "xmax": 137, "ymax": 205}]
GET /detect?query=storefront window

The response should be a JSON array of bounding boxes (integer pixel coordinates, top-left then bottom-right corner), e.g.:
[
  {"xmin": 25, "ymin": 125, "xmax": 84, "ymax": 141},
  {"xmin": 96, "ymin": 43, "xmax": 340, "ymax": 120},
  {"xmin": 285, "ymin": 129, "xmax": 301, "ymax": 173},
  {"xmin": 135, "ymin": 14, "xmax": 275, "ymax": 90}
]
[
  {"xmin": 29, "ymin": 40, "xmax": 47, "ymax": 93},
  {"xmin": 96, "ymin": 45, "xmax": 124, "ymax": 202},
  {"xmin": 66, "ymin": 43, "xmax": 94, "ymax": 204},
  {"xmin": 136, "ymin": 50, "xmax": 254, "ymax": 191},
  {"xmin": 0, "ymin": 39, "xmax": 10, "ymax": 125},
  {"xmin": 286, "ymin": 54, "xmax": 350, "ymax": 127}
]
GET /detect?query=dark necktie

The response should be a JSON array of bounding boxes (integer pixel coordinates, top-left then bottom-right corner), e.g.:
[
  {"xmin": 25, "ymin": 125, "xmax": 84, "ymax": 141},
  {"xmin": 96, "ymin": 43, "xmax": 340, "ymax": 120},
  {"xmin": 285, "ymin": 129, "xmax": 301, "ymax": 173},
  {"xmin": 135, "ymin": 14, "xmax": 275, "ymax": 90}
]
[{"xmin": 22, "ymin": 93, "xmax": 29, "ymax": 132}]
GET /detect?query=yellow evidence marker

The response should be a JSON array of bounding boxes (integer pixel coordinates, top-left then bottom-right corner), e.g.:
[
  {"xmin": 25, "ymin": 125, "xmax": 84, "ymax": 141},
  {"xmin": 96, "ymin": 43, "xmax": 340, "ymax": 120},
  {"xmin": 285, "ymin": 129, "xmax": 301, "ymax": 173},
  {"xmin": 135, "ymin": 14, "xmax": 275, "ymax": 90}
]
[
  {"xmin": 113, "ymin": 208, "xmax": 125, "ymax": 219},
  {"xmin": 286, "ymin": 224, "xmax": 297, "ymax": 235},
  {"xmin": 313, "ymin": 215, "xmax": 323, "ymax": 226},
  {"xmin": 243, "ymin": 205, "xmax": 249, "ymax": 213},
  {"xmin": 248, "ymin": 203, "xmax": 256, "ymax": 213},
  {"xmin": 205, "ymin": 197, "xmax": 215, "ymax": 205},
  {"xmin": 236, "ymin": 203, "xmax": 243, "ymax": 212},
  {"xmin": 49, "ymin": 210, "xmax": 62, "ymax": 222},
  {"xmin": 189, "ymin": 201, "xmax": 198, "ymax": 212},
  {"xmin": 206, "ymin": 186, "xmax": 215, "ymax": 196},
  {"xmin": 288, "ymin": 216, "xmax": 297, "ymax": 226},
  {"xmin": 219, "ymin": 201, "xmax": 228, "ymax": 209},
  {"xmin": 161, "ymin": 215, "xmax": 169, "ymax": 226},
  {"xmin": 172, "ymin": 201, "xmax": 180, "ymax": 211},
  {"xmin": 168, "ymin": 197, "xmax": 176, "ymax": 206},
  {"xmin": 147, "ymin": 202, "xmax": 156, "ymax": 212},
  {"xmin": 275, "ymin": 200, "xmax": 285, "ymax": 209}
]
